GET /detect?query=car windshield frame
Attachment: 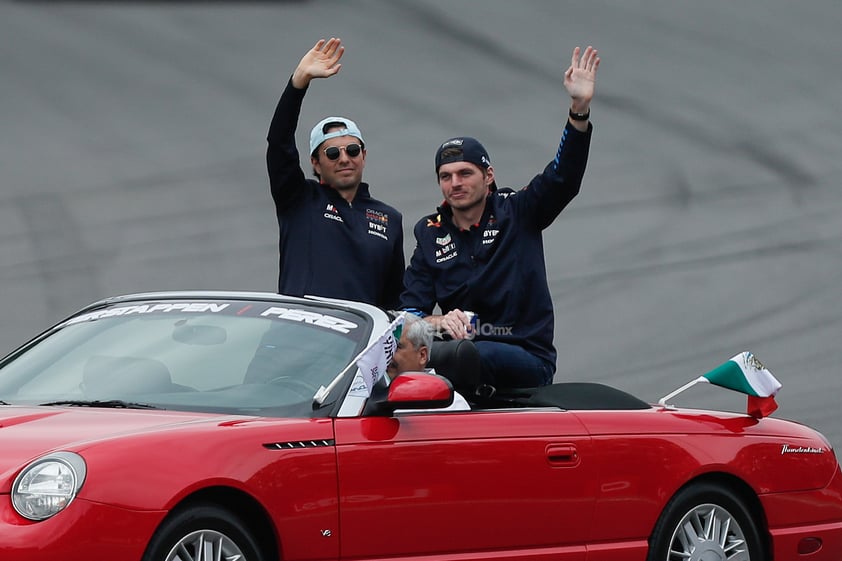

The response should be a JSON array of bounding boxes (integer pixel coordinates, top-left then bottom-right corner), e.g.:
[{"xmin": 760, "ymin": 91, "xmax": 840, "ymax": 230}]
[{"xmin": 0, "ymin": 296, "xmax": 374, "ymax": 418}]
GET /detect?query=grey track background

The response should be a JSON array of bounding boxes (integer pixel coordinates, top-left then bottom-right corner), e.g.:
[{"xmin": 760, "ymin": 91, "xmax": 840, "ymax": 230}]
[{"xmin": 2, "ymin": 0, "xmax": 841, "ymax": 448}]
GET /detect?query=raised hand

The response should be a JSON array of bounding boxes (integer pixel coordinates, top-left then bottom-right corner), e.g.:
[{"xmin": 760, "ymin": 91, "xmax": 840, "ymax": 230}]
[
  {"xmin": 292, "ymin": 38, "xmax": 345, "ymax": 89},
  {"xmin": 564, "ymin": 46, "xmax": 600, "ymax": 105}
]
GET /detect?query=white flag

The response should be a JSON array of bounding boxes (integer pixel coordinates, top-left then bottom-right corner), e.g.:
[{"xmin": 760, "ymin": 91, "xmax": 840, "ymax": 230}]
[{"xmin": 351, "ymin": 313, "xmax": 405, "ymax": 398}]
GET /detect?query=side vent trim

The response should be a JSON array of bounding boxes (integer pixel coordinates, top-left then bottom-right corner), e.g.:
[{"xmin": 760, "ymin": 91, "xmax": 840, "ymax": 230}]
[{"xmin": 264, "ymin": 440, "xmax": 335, "ymax": 449}]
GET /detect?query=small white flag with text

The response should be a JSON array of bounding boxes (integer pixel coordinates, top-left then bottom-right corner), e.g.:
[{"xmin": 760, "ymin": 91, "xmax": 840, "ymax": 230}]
[{"xmin": 350, "ymin": 313, "xmax": 405, "ymax": 398}]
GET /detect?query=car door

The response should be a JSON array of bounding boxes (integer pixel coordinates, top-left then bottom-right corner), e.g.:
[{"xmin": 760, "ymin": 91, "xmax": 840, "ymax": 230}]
[{"xmin": 334, "ymin": 409, "xmax": 595, "ymax": 560}]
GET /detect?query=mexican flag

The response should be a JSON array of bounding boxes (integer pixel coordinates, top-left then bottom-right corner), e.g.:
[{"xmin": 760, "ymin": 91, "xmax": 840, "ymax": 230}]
[
  {"xmin": 352, "ymin": 313, "xmax": 405, "ymax": 397},
  {"xmin": 700, "ymin": 352, "xmax": 782, "ymax": 418}
]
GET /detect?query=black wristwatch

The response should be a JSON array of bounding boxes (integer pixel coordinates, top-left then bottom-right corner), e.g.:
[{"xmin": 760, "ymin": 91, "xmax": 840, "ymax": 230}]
[{"xmin": 568, "ymin": 108, "xmax": 590, "ymax": 121}]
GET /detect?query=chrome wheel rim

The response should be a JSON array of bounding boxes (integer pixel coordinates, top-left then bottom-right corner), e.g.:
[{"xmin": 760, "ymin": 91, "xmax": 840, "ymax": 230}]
[
  {"xmin": 165, "ymin": 529, "xmax": 245, "ymax": 561},
  {"xmin": 667, "ymin": 503, "xmax": 750, "ymax": 561}
]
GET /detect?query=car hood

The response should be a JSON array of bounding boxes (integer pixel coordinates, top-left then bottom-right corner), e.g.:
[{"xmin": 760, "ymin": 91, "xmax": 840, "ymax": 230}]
[{"xmin": 0, "ymin": 406, "xmax": 259, "ymax": 481}]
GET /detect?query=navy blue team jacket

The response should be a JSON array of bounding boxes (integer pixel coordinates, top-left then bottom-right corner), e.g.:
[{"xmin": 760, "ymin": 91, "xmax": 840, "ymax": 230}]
[
  {"xmin": 400, "ymin": 122, "xmax": 592, "ymax": 369},
  {"xmin": 267, "ymin": 79, "xmax": 405, "ymax": 309}
]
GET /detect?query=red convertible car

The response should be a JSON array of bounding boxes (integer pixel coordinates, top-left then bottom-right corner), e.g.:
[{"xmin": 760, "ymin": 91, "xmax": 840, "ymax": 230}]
[{"xmin": 0, "ymin": 291, "xmax": 840, "ymax": 560}]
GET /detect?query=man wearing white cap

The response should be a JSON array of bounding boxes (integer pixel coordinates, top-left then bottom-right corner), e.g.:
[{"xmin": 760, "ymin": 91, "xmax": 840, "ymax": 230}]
[{"xmin": 266, "ymin": 38, "xmax": 405, "ymax": 308}]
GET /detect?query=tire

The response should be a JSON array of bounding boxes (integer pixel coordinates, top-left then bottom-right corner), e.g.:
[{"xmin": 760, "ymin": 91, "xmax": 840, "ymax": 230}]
[
  {"xmin": 142, "ymin": 502, "xmax": 266, "ymax": 561},
  {"xmin": 647, "ymin": 481, "xmax": 765, "ymax": 561}
]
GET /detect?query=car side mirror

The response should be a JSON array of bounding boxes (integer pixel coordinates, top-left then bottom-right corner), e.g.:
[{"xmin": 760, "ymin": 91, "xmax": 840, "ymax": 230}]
[{"xmin": 363, "ymin": 372, "xmax": 454, "ymax": 416}]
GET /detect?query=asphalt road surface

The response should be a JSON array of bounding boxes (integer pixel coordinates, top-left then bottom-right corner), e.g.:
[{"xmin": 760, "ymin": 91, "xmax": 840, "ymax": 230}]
[{"xmin": 2, "ymin": 0, "xmax": 841, "ymax": 448}]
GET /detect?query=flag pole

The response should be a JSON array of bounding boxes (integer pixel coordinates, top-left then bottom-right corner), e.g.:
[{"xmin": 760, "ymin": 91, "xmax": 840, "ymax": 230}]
[
  {"xmin": 658, "ymin": 376, "xmax": 708, "ymax": 408},
  {"xmin": 313, "ymin": 357, "xmax": 361, "ymax": 406},
  {"xmin": 313, "ymin": 335, "xmax": 382, "ymax": 405}
]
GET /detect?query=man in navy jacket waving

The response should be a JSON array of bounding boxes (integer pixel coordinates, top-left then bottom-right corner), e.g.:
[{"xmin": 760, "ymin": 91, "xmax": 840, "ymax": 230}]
[
  {"xmin": 267, "ymin": 38, "xmax": 404, "ymax": 308},
  {"xmin": 400, "ymin": 46, "xmax": 600, "ymax": 388}
]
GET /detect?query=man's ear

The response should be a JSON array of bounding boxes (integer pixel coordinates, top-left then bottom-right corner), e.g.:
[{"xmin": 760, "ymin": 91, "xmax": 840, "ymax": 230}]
[
  {"xmin": 419, "ymin": 345, "xmax": 430, "ymax": 369},
  {"xmin": 485, "ymin": 166, "xmax": 495, "ymax": 188}
]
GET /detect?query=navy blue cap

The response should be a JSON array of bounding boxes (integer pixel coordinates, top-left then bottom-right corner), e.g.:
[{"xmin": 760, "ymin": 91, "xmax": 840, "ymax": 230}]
[
  {"xmin": 435, "ymin": 136, "xmax": 496, "ymax": 191},
  {"xmin": 435, "ymin": 137, "xmax": 492, "ymax": 172}
]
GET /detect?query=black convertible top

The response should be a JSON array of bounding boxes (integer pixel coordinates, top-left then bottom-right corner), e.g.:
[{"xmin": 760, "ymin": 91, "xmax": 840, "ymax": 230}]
[
  {"xmin": 429, "ymin": 340, "xmax": 651, "ymax": 411},
  {"xmin": 476, "ymin": 382, "xmax": 652, "ymax": 411}
]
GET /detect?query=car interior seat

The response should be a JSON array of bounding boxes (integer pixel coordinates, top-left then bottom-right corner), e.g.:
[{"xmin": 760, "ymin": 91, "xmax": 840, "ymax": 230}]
[
  {"xmin": 427, "ymin": 339, "xmax": 488, "ymax": 402},
  {"xmin": 82, "ymin": 355, "xmax": 175, "ymax": 399},
  {"xmin": 243, "ymin": 323, "xmax": 295, "ymax": 384}
]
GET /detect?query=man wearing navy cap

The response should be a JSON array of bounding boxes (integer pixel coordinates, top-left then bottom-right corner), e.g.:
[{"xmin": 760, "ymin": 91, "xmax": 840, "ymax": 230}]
[
  {"xmin": 266, "ymin": 38, "xmax": 404, "ymax": 308},
  {"xmin": 400, "ymin": 46, "xmax": 601, "ymax": 389}
]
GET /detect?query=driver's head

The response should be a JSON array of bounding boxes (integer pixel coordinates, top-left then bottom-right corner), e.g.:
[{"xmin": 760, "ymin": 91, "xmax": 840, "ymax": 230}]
[{"xmin": 387, "ymin": 314, "xmax": 433, "ymax": 380}]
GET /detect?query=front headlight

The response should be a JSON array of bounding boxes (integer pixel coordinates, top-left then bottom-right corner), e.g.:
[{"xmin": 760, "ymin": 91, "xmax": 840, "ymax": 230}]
[{"xmin": 12, "ymin": 451, "xmax": 87, "ymax": 521}]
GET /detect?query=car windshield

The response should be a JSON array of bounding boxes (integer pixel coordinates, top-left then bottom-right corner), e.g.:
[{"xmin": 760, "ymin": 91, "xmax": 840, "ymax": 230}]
[{"xmin": 0, "ymin": 299, "xmax": 368, "ymax": 417}]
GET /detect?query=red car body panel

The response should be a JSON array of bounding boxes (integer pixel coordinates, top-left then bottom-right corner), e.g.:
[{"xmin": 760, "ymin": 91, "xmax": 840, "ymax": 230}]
[
  {"xmin": 572, "ymin": 408, "xmax": 842, "ymax": 553},
  {"xmin": 0, "ymin": 498, "xmax": 163, "ymax": 559},
  {"xmin": 334, "ymin": 411, "xmax": 594, "ymax": 559},
  {"xmin": 2, "ymin": 402, "xmax": 842, "ymax": 560},
  {"xmin": 0, "ymin": 408, "xmax": 342, "ymax": 560}
]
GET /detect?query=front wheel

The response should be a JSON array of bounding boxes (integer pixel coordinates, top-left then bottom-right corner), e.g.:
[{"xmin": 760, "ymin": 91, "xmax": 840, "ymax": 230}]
[
  {"xmin": 142, "ymin": 502, "xmax": 265, "ymax": 561},
  {"xmin": 647, "ymin": 482, "xmax": 765, "ymax": 561}
]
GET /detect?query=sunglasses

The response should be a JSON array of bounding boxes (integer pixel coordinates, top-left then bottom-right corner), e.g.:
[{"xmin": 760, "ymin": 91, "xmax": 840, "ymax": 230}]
[{"xmin": 323, "ymin": 143, "xmax": 363, "ymax": 161}]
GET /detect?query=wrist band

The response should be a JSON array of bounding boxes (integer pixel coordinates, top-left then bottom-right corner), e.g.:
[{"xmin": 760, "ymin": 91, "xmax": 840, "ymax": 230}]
[{"xmin": 569, "ymin": 108, "xmax": 590, "ymax": 121}]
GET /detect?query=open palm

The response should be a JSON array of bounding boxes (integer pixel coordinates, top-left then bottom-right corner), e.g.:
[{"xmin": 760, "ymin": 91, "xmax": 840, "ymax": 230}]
[
  {"xmin": 564, "ymin": 46, "xmax": 600, "ymax": 102},
  {"xmin": 300, "ymin": 37, "xmax": 345, "ymax": 80}
]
